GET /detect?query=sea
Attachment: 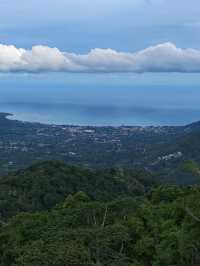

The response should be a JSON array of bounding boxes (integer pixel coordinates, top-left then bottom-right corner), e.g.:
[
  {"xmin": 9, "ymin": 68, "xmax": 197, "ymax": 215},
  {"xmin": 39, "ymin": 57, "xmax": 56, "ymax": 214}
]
[{"xmin": 0, "ymin": 73, "xmax": 200, "ymax": 126}]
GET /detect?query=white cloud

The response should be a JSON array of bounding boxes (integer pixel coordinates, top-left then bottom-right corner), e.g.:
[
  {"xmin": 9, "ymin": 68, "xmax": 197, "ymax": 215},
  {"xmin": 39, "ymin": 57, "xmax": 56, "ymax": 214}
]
[{"xmin": 1, "ymin": 42, "xmax": 200, "ymax": 73}]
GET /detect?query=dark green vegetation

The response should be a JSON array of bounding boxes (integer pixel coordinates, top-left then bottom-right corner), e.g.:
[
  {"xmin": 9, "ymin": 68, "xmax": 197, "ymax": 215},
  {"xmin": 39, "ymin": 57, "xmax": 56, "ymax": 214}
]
[
  {"xmin": 0, "ymin": 161, "xmax": 154, "ymax": 220},
  {"xmin": 1, "ymin": 112, "xmax": 200, "ymax": 184},
  {"xmin": 1, "ymin": 161, "xmax": 200, "ymax": 265}
]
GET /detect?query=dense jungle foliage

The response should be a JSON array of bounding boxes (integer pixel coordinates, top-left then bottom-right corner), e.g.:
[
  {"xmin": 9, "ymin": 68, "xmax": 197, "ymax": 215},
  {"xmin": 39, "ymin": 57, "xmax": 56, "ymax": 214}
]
[{"xmin": 0, "ymin": 161, "xmax": 200, "ymax": 265}]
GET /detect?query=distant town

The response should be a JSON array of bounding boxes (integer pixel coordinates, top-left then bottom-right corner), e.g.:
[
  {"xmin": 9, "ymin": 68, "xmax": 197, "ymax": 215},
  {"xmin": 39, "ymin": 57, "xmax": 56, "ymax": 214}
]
[{"xmin": 0, "ymin": 112, "xmax": 197, "ymax": 183}]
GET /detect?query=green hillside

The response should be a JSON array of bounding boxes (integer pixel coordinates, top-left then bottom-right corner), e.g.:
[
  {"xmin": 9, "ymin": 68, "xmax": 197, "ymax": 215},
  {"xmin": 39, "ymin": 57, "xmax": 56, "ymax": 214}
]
[
  {"xmin": 0, "ymin": 161, "xmax": 154, "ymax": 220},
  {"xmin": 0, "ymin": 161, "xmax": 200, "ymax": 265}
]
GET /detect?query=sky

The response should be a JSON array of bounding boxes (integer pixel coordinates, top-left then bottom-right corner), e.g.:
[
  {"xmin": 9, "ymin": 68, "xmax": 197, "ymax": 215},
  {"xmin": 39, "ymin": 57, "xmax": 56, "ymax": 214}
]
[
  {"xmin": 0, "ymin": 0, "xmax": 200, "ymax": 88},
  {"xmin": 1, "ymin": 0, "xmax": 200, "ymax": 52}
]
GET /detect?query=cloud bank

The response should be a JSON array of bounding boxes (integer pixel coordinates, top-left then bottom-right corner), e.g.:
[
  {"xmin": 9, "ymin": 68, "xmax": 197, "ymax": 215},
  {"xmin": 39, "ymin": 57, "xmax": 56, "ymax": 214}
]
[{"xmin": 1, "ymin": 42, "xmax": 200, "ymax": 73}]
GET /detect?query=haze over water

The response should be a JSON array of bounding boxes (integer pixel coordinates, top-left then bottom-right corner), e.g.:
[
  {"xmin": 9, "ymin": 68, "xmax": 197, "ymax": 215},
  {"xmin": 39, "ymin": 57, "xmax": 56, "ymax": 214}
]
[{"xmin": 0, "ymin": 73, "xmax": 200, "ymax": 126}]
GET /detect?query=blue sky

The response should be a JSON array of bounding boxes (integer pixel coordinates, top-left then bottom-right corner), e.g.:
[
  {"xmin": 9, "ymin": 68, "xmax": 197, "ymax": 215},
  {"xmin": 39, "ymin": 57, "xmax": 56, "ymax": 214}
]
[
  {"xmin": 0, "ymin": 0, "xmax": 200, "ymax": 52},
  {"xmin": 0, "ymin": 0, "xmax": 200, "ymax": 84}
]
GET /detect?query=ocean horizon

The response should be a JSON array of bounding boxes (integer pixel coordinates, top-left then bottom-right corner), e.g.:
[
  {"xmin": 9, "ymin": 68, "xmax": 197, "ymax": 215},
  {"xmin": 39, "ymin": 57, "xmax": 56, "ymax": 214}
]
[
  {"xmin": 1, "ymin": 78, "xmax": 200, "ymax": 126},
  {"xmin": 0, "ymin": 101, "xmax": 200, "ymax": 126}
]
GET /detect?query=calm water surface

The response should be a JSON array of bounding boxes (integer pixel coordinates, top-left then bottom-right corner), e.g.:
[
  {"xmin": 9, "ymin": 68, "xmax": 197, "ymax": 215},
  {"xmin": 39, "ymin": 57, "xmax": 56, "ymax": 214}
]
[{"xmin": 0, "ymin": 82, "xmax": 200, "ymax": 126}]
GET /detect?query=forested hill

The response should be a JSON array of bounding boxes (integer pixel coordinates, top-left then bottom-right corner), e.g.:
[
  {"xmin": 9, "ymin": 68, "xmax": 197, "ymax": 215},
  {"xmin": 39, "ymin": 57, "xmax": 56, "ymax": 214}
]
[
  {"xmin": 1, "ymin": 160, "xmax": 200, "ymax": 265},
  {"xmin": 0, "ymin": 160, "xmax": 154, "ymax": 220}
]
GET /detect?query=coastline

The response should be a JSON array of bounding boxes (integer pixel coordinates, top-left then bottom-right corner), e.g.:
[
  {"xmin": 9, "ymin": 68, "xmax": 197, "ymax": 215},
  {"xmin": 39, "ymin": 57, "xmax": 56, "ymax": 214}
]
[
  {"xmin": 1, "ymin": 100, "xmax": 200, "ymax": 127},
  {"xmin": 0, "ymin": 112, "xmax": 13, "ymax": 119},
  {"xmin": 0, "ymin": 111, "xmax": 198, "ymax": 129}
]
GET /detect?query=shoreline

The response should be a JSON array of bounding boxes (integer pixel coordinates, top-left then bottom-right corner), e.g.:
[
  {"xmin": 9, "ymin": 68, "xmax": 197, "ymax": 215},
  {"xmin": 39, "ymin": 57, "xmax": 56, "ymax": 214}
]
[
  {"xmin": 0, "ymin": 111, "xmax": 196, "ymax": 129},
  {"xmin": 0, "ymin": 112, "xmax": 13, "ymax": 119}
]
